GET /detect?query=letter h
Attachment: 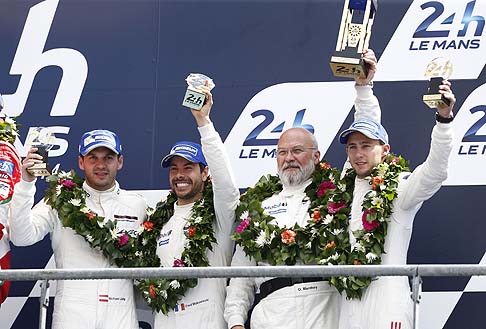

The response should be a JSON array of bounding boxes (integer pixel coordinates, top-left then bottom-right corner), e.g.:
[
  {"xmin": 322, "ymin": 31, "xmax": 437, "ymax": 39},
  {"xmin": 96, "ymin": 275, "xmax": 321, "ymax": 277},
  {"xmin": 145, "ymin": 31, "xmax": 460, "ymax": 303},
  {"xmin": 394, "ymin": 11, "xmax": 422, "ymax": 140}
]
[
  {"xmin": 3, "ymin": 0, "xmax": 87, "ymax": 117},
  {"xmin": 458, "ymin": 1, "xmax": 485, "ymax": 37}
]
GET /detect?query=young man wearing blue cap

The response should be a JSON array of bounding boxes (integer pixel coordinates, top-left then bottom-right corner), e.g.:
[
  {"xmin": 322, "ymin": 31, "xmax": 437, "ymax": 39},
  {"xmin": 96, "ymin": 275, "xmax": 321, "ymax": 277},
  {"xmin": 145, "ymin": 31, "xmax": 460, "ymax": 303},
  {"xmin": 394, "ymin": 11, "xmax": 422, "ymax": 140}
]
[
  {"xmin": 153, "ymin": 85, "xmax": 239, "ymax": 329},
  {"xmin": 337, "ymin": 80, "xmax": 455, "ymax": 329},
  {"xmin": 10, "ymin": 129, "xmax": 147, "ymax": 329}
]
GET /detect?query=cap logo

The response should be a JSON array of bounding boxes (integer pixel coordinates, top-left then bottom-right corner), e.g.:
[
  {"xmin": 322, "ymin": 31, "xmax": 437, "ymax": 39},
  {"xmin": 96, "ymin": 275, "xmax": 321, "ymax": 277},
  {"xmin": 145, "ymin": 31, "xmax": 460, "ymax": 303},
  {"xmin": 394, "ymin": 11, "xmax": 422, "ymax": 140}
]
[
  {"xmin": 171, "ymin": 144, "xmax": 198, "ymax": 156},
  {"xmin": 351, "ymin": 121, "xmax": 378, "ymax": 132}
]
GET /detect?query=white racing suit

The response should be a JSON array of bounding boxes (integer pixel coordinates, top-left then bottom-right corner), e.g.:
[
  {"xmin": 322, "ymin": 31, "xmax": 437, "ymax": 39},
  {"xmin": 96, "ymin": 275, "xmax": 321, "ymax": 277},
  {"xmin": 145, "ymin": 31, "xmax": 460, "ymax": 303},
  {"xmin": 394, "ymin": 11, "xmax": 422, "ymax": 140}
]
[
  {"xmin": 338, "ymin": 123, "xmax": 453, "ymax": 329},
  {"xmin": 224, "ymin": 85, "xmax": 380, "ymax": 329},
  {"xmin": 10, "ymin": 180, "xmax": 147, "ymax": 329},
  {"xmin": 154, "ymin": 122, "xmax": 239, "ymax": 329}
]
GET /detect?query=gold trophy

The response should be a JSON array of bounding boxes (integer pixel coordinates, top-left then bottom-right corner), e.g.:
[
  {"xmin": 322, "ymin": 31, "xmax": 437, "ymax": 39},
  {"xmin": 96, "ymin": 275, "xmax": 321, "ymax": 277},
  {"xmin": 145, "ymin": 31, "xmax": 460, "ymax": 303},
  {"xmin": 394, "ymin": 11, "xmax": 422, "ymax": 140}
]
[
  {"xmin": 423, "ymin": 57, "xmax": 453, "ymax": 108},
  {"xmin": 330, "ymin": 0, "xmax": 377, "ymax": 78},
  {"xmin": 25, "ymin": 127, "xmax": 55, "ymax": 176},
  {"xmin": 182, "ymin": 73, "xmax": 215, "ymax": 110}
]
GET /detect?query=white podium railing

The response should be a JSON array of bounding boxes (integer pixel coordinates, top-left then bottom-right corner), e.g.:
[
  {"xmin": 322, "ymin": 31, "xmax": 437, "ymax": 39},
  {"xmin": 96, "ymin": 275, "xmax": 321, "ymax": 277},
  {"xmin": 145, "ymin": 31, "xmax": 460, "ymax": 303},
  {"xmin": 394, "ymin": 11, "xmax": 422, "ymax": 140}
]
[{"xmin": 2, "ymin": 264, "xmax": 486, "ymax": 329}]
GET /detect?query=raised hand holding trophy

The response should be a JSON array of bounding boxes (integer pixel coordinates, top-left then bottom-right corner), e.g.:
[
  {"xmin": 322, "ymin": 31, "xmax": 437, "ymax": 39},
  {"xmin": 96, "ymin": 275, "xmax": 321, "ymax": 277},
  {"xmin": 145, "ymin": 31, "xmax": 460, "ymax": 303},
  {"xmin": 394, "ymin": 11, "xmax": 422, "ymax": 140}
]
[
  {"xmin": 423, "ymin": 57, "xmax": 454, "ymax": 109},
  {"xmin": 182, "ymin": 73, "xmax": 215, "ymax": 110},
  {"xmin": 25, "ymin": 127, "xmax": 55, "ymax": 176},
  {"xmin": 330, "ymin": 0, "xmax": 377, "ymax": 78}
]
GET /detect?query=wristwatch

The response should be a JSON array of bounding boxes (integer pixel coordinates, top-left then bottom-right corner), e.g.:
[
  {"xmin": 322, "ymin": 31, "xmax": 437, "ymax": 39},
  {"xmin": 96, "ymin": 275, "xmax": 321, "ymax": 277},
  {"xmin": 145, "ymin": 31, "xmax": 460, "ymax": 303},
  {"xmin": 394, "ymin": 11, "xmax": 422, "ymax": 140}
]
[
  {"xmin": 435, "ymin": 112, "xmax": 454, "ymax": 123},
  {"xmin": 355, "ymin": 81, "xmax": 373, "ymax": 87}
]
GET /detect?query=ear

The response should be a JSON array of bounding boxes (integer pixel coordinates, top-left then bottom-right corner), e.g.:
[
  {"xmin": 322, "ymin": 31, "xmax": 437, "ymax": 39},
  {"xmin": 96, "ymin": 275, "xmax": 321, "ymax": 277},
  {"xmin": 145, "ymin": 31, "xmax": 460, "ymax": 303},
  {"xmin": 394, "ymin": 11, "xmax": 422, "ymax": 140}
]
[
  {"xmin": 78, "ymin": 155, "xmax": 84, "ymax": 171},
  {"xmin": 117, "ymin": 155, "xmax": 124, "ymax": 170},
  {"xmin": 313, "ymin": 149, "xmax": 321, "ymax": 165},
  {"xmin": 382, "ymin": 144, "xmax": 391, "ymax": 157},
  {"xmin": 202, "ymin": 166, "xmax": 209, "ymax": 181}
]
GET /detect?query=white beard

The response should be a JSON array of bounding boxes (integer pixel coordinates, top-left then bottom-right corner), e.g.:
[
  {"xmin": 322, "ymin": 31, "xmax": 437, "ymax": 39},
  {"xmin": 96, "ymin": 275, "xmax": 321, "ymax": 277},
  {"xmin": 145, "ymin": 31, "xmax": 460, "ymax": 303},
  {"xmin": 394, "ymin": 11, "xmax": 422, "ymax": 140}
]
[{"xmin": 279, "ymin": 160, "xmax": 315, "ymax": 187}]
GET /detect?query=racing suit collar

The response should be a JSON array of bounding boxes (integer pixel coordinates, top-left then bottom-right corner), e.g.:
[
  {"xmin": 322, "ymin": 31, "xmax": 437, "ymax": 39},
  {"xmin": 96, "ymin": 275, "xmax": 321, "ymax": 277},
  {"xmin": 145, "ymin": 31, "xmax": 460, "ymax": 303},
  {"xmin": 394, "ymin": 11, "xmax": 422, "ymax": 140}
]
[{"xmin": 83, "ymin": 180, "xmax": 120, "ymax": 203}]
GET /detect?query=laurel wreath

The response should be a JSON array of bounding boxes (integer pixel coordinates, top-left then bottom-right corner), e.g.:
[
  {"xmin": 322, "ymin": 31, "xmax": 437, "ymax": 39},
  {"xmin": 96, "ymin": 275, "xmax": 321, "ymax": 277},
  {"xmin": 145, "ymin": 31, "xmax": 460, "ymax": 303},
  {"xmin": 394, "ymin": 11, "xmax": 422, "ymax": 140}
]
[
  {"xmin": 343, "ymin": 154, "xmax": 409, "ymax": 299},
  {"xmin": 0, "ymin": 116, "xmax": 19, "ymax": 145},
  {"xmin": 233, "ymin": 161, "xmax": 355, "ymax": 294},
  {"xmin": 44, "ymin": 170, "xmax": 216, "ymax": 315}
]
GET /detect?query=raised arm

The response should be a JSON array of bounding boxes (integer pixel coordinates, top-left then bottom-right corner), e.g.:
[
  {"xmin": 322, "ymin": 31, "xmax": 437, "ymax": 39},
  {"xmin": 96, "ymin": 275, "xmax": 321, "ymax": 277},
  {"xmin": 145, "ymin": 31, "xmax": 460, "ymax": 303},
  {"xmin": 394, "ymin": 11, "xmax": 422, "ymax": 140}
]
[
  {"xmin": 191, "ymin": 85, "xmax": 239, "ymax": 254},
  {"xmin": 9, "ymin": 149, "xmax": 56, "ymax": 246},
  {"xmin": 396, "ymin": 80, "xmax": 455, "ymax": 212}
]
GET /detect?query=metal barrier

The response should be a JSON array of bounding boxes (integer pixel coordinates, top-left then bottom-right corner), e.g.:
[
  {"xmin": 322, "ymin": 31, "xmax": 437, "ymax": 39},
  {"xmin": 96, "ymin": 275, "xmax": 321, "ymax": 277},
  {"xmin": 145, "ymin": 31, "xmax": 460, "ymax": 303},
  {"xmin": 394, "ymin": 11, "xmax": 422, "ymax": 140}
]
[{"xmin": 2, "ymin": 264, "xmax": 486, "ymax": 329}]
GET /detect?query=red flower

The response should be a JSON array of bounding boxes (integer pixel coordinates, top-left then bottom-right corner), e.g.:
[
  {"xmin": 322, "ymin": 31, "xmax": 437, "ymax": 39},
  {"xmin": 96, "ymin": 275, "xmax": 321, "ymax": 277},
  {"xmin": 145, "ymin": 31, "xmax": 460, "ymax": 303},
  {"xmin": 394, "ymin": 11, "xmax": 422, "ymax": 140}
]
[
  {"xmin": 281, "ymin": 229, "xmax": 296, "ymax": 245},
  {"xmin": 188, "ymin": 226, "xmax": 196, "ymax": 238},
  {"xmin": 327, "ymin": 201, "xmax": 347, "ymax": 214},
  {"xmin": 149, "ymin": 284, "xmax": 156, "ymax": 298},
  {"xmin": 60, "ymin": 179, "xmax": 77, "ymax": 189},
  {"xmin": 143, "ymin": 221, "xmax": 154, "ymax": 231},
  {"xmin": 173, "ymin": 259, "xmax": 185, "ymax": 267},
  {"xmin": 371, "ymin": 176, "xmax": 384, "ymax": 190},
  {"xmin": 312, "ymin": 210, "xmax": 321, "ymax": 222},
  {"xmin": 362, "ymin": 209, "xmax": 380, "ymax": 231},
  {"xmin": 0, "ymin": 223, "xmax": 4, "ymax": 240},
  {"xmin": 117, "ymin": 234, "xmax": 129, "ymax": 247},
  {"xmin": 86, "ymin": 212, "xmax": 96, "ymax": 220},
  {"xmin": 317, "ymin": 181, "xmax": 336, "ymax": 198}
]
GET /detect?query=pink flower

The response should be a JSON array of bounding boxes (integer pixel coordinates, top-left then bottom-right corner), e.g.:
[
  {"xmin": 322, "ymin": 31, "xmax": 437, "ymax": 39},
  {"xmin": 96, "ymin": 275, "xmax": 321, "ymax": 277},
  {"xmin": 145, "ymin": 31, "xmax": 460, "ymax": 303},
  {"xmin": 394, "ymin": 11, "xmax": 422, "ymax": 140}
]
[
  {"xmin": 327, "ymin": 201, "xmax": 347, "ymax": 214},
  {"xmin": 117, "ymin": 234, "xmax": 129, "ymax": 247},
  {"xmin": 317, "ymin": 181, "xmax": 336, "ymax": 198},
  {"xmin": 281, "ymin": 229, "xmax": 296, "ymax": 245},
  {"xmin": 236, "ymin": 217, "xmax": 251, "ymax": 233},
  {"xmin": 173, "ymin": 259, "xmax": 185, "ymax": 267},
  {"xmin": 60, "ymin": 179, "xmax": 77, "ymax": 189},
  {"xmin": 390, "ymin": 157, "xmax": 399, "ymax": 164},
  {"xmin": 362, "ymin": 209, "xmax": 380, "ymax": 231}
]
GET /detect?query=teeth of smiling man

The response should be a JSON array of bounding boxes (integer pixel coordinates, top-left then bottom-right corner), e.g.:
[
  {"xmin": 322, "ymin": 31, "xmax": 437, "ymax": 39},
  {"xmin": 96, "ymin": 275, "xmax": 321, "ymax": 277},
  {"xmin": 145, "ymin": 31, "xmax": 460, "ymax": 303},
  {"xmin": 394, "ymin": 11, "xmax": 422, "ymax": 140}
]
[{"xmin": 176, "ymin": 182, "xmax": 190, "ymax": 187}]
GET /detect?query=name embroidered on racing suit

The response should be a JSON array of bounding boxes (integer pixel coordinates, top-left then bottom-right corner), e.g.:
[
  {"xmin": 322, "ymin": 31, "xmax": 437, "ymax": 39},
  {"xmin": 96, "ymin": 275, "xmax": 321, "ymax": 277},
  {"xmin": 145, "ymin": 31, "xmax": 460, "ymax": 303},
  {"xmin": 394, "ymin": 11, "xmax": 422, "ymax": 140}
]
[
  {"xmin": 158, "ymin": 229, "xmax": 172, "ymax": 246},
  {"xmin": 263, "ymin": 202, "xmax": 287, "ymax": 215},
  {"xmin": 174, "ymin": 298, "xmax": 209, "ymax": 312}
]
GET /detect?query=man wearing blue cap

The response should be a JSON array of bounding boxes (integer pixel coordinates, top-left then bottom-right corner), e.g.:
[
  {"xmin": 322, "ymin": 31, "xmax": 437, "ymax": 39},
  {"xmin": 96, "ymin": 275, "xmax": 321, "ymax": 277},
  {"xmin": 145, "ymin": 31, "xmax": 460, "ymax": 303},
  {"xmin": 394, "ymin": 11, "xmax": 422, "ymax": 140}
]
[
  {"xmin": 153, "ymin": 84, "xmax": 239, "ymax": 329},
  {"xmin": 10, "ymin": 129, "xmax": 147, "ymax": 329},
  {"xmin": 337, "ymin": 80, "xmax": 455, "ymax": 329}
]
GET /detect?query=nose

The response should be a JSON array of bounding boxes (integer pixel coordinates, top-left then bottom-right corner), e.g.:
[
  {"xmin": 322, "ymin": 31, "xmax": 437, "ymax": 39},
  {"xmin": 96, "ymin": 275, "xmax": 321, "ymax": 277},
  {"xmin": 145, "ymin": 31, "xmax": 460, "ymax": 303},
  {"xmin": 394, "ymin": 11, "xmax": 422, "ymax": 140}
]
[{"xmin": 284, "ymin": 151, "xmax": 296, "ymax": 161}]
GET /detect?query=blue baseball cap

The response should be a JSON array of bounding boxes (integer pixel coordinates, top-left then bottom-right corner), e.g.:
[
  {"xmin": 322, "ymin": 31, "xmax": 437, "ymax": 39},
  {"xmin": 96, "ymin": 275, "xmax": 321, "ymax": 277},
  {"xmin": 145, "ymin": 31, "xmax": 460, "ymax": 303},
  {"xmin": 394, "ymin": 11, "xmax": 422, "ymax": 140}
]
[
  {"xmin": 161, "ymin": 141, "xmax": 207, "ymax": 168},
  {"xmin": 79, "ymin": 129, "xmax": 122, "ymax": 156},
  {"xmin": 339, "ymin": 119, "xmax": 389, "ymax": 144}
]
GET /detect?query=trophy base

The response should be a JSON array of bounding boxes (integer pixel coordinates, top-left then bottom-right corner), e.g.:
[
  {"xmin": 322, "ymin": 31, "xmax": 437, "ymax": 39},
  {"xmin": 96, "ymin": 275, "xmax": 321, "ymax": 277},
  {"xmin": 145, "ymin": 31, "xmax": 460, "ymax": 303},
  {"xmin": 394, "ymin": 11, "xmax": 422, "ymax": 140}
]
[
  {"xmin": 27, "ymin": 163, "xmax": 51, "ymax": 177},
  {"xmin": 423, "ymin": 77, "xmax": 450, "ymax": 108},
  {"xmin": 182, "ymin": 88, "xmax": 206, "ymax": 110},
  {"xmin": 330, "ymin": 49, "xmax": 366, "ymax": 79},
  {"xmin": 423, "ymin": 94, "xmax": 451, "ymax": 109}
]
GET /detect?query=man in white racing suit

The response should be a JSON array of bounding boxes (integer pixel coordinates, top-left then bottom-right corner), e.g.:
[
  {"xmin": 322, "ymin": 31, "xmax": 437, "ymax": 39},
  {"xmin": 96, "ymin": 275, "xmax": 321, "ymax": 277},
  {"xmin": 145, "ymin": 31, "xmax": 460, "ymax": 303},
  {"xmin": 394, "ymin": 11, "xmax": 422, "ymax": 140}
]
[
  {"xmin": 224, "ymin": 50, "xmax": 381, "ymax": 329},
  {"xmin": 10, "ymin": 129, "xmax": 147, "ymax": 329},
  {"xmin": 154, "ymin": 84, "xmax": 239, "ymax": 328},
  {"xmin": 337, "ymin": 80, "xmax": 455, "ymax": 329}
]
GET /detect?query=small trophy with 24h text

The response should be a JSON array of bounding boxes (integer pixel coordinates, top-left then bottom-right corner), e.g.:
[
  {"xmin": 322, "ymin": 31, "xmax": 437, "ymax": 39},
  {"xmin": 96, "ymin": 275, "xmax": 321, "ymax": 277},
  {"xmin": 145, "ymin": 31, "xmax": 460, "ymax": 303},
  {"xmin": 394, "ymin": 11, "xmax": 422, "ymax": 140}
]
[{"xmin": 182, "ymin": 73, "xmax": 215, "ymax": 110}]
